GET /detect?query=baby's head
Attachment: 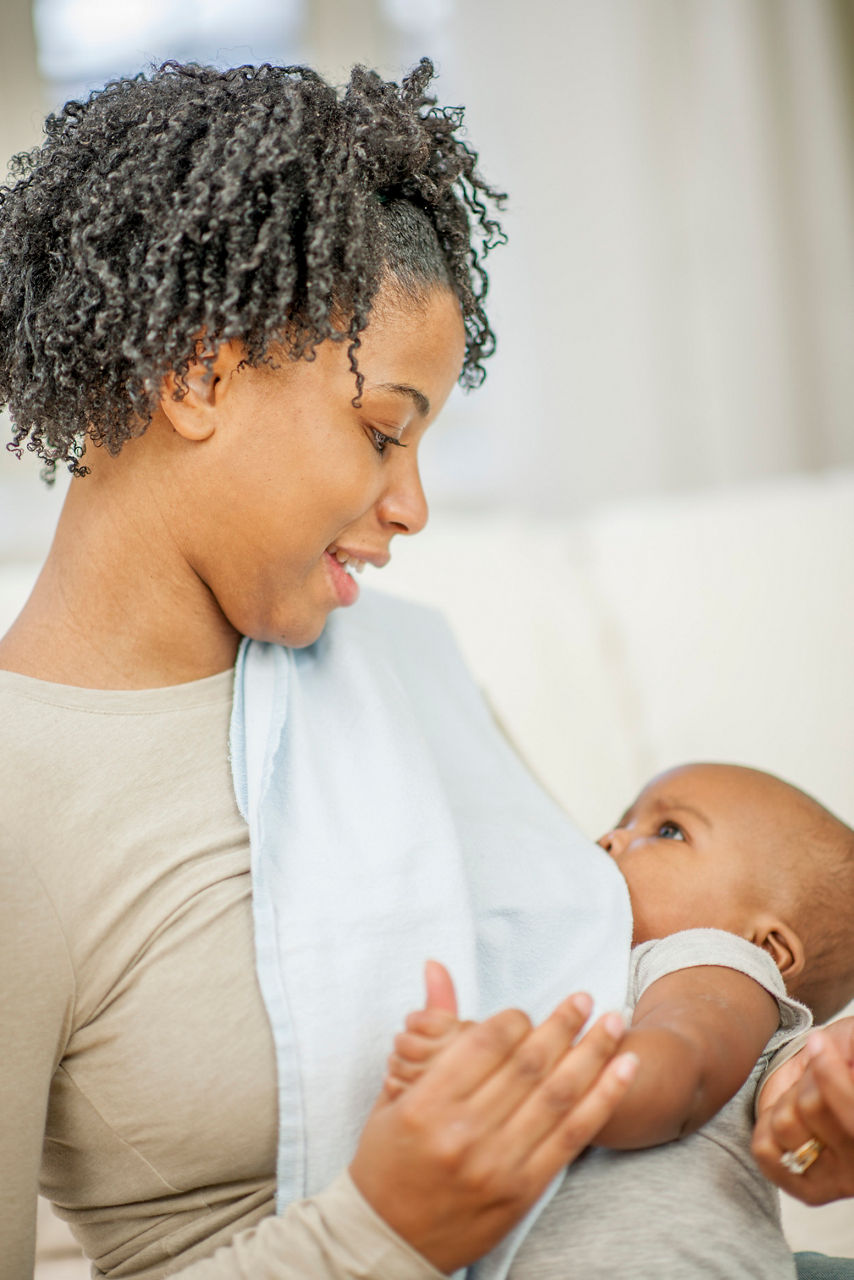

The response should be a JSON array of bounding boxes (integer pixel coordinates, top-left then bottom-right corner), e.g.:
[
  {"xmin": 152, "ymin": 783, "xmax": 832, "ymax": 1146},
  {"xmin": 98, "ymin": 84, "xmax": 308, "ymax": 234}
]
[{"xmin": 598, "ymin": 763, "xmax": 854, "ymax": 1023}]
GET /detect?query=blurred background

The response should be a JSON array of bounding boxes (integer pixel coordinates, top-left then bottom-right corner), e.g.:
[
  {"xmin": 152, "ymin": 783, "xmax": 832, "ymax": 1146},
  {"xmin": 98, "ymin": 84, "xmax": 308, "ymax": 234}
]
[{"xmin": 1, "ymin": 0, "xmax": 854, "ymax": 556}]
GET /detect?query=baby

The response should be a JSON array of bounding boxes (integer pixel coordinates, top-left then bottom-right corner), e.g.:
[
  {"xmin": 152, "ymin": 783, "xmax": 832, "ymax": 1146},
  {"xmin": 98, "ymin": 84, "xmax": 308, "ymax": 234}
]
[{"xmin": 386, "ymin": 763, "xmax": 854, "ymax": 1280}]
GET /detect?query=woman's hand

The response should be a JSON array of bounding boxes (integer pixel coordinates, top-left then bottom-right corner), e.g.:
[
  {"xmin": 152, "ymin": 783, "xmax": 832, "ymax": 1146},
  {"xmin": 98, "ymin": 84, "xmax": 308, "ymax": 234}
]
[
  {"xmin": 350, "ymin": 973, "xmax": 637, "ymax": 1274},
  {"xmin": 752, "ymin": 1019, "xmax": 854, "ymax": 1205}
]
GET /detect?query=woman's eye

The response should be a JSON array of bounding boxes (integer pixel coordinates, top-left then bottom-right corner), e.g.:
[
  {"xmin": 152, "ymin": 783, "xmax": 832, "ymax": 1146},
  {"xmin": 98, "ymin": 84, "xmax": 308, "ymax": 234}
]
[
  {"xmin": 657, "ymin": 821, "xmax": 685, "ymax": 841},
  {"xmin": 369, "ymin": 428, "xmax": 406, "ymax": 457}
]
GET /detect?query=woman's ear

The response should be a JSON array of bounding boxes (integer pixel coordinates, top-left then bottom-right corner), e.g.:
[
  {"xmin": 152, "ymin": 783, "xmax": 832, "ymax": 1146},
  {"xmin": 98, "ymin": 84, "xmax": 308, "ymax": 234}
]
[
  {"xmin": 158, "ymin": 341, "xmax": 242, "ymax": 442},
  {"xmin": 751, "ymin": 914, "xmax": 806, "ymax": 985}
]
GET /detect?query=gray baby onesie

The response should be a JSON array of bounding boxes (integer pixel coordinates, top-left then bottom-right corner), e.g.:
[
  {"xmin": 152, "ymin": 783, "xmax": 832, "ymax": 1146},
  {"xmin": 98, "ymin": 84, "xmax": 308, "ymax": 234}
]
[{"xmin": 507, "ymin": 929, "xmax": 812, "ymax": 1280}]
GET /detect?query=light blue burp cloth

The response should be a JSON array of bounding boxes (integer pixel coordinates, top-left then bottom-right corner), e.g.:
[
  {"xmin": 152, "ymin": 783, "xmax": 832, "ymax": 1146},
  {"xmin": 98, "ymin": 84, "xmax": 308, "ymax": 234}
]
[{"xmin": 230, "ymin": 588, "xmax": 632, "ymax": 1280}]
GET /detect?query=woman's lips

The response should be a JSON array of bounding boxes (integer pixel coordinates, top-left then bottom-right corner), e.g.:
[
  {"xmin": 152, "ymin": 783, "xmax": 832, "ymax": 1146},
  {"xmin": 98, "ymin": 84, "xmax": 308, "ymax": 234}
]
[{"xmin": 324, "ymin": 549, "xmax": 360, "ymax": 607}]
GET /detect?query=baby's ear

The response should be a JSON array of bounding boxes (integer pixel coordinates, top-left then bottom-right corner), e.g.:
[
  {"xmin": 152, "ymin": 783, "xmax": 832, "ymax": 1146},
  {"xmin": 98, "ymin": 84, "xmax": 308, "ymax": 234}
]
[{"xmin": 751, "ymin": 915, "xmax": 806, "ymax": 984}]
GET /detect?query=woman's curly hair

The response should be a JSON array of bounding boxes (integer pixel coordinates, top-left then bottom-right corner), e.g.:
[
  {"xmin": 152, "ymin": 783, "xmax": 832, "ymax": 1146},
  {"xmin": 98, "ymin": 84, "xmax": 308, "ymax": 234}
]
[{"xmin": 0, "ymin": 58, "xmax": 505, "ymax": 479}]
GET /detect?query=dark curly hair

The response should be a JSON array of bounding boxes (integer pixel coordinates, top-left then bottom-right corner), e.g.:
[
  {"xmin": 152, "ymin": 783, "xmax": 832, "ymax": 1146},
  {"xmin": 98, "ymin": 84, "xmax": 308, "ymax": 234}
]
[{"xmin": 0, "ymin": 58, "xmax": 505, "ymax": 479}]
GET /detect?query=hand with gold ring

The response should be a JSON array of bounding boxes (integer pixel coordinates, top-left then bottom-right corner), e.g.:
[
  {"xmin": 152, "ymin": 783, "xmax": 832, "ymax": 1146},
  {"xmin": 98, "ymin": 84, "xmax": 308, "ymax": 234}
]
[
  {"xmin": 778, "ymin": 1136, "xmax": 824, "ymax": 1176},
  {"xmin": 752, "ymin": 1019, "xmax": 854, "ymax": 1205}
]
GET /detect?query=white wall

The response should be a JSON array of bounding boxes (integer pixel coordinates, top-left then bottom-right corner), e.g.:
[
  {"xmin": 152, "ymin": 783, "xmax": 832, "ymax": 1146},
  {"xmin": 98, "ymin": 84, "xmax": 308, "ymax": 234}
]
[{"xmin": 422, "ymin": 0, "xmax": 854, "ymax": 512}]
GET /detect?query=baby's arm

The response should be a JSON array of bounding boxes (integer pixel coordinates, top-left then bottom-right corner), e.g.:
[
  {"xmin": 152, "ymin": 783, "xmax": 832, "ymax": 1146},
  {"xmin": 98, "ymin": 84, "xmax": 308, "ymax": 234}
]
[
  {"xmin": 591, "ymin": 964, "xmax": 778, "ymax": 1148},
  {"xmin": 389, "ymin": 964, "xmax": 779, "ymax": 1150}
]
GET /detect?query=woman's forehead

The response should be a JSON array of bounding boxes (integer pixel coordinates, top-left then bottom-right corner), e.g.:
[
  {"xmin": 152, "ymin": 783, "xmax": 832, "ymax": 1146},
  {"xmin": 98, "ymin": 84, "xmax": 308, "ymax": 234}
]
[{"xmin": 357, "ymin": 288, "xmax": 465, "ymax": 391}]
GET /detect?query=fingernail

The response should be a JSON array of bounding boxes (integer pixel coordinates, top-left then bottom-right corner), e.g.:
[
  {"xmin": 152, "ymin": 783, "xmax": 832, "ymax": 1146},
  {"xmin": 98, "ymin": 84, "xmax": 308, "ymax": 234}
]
[
  {"xmin": 806, "ymin": 1030, "xmax": 826, "ymax": 1061},
  {"xmin": 569, "ymin": 992, "xmax": 593, "ymax": 1019},
  {"xmin": 603, "ymin": 1011, "xmax": 627, "ymax": 1039},
  {"xmin": 614, "ymin": 1051, "xmax": 639, "ymax": 1082}
]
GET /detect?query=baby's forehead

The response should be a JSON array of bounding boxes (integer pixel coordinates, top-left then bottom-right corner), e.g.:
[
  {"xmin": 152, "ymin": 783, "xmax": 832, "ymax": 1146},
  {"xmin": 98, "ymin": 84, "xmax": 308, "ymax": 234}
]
[
  {"xmin": 642, "ymin": 763, "xmax": 781, "ymax": 806},
  {"xmin": 640, "ymin": 767, "xmax": 840, "ymax": 869},
  {"xmin": 632, "ymin": 764, "xmax": 731, "ymax": 810},
  {"xmin": 632, "ymin": 763, "xmax": 803, "ymax": 833}
]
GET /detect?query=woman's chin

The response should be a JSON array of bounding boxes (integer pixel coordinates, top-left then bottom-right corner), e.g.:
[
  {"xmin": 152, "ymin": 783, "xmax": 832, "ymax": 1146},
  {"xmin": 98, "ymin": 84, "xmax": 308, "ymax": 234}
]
[{"xmin": 238, "ymin": 605, "xmax": 334, "ymax": 651}]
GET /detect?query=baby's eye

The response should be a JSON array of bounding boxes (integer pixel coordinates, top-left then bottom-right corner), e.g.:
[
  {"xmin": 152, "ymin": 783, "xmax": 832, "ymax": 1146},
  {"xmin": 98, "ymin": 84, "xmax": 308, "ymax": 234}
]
[{"xmin": 657, "ymin": 821, "xmax": 685, "ymax": 841}]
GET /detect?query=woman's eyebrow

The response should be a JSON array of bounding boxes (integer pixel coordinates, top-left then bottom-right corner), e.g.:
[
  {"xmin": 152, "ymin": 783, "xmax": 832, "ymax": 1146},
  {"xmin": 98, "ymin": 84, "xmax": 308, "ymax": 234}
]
[{"xmin": 372, "ymin": 382, "xmax": 431, "ymax": 417}]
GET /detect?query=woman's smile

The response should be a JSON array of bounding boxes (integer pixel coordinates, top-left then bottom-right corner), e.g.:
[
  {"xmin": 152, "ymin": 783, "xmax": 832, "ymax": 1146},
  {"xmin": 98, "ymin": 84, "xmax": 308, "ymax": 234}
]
[
  {"xmin": 323, "ymin": 547, "xmax": 362, "ymax": 608},
  {"xmin": 323, "ymin": 542, "xmax": 389, "ymax": 608}
]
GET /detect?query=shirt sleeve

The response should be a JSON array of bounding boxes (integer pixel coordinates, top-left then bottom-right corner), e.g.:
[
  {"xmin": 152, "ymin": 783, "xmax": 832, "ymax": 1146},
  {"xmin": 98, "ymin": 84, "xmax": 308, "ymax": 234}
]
[
  {"xmin": 167, "ymin": 1171, "xmax": 448, "ymax": 1280},
  {"xmin": 629, "ymin": 928, "xmax": 813, "ymax": 1045},
  {"xmin": 2, "ymin": 865, "xmax": 442, "ymax": 1280},
  {"xmin": 0, "ymin": 850, "xmax": 75, "ymax": 1280}
]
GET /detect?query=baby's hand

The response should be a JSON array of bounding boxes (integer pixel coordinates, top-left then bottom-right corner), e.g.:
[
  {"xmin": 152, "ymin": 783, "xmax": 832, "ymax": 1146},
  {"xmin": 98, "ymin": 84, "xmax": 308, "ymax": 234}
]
[{"xmin": 384, "ymin": 1006, "xmax": 472, "ymax": 1099}]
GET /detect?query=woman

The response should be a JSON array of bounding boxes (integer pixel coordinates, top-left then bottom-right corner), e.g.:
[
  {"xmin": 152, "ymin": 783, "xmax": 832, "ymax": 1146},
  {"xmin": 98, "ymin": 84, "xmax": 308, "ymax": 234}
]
[
  {"xmin": 0, "ymin": 60, "xmax": 636, "ymax": 1279},
  {"xmin": 1, "ymin": 57, "xmax": 851, "ymax": 1280}
]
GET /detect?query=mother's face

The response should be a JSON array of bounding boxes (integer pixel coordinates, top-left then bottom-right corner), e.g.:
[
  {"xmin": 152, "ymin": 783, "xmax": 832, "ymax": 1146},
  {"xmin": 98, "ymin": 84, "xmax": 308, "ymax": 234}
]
[{"xmin": 162, "ymin": 286, "xmax": 466, "ymax": 647}]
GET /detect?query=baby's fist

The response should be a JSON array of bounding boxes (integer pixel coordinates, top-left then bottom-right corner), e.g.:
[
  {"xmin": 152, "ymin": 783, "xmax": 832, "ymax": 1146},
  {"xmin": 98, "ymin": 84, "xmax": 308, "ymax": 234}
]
[{"xmin": 384, "ymin": 1007, "xmax": 469, "ymax": 1098}]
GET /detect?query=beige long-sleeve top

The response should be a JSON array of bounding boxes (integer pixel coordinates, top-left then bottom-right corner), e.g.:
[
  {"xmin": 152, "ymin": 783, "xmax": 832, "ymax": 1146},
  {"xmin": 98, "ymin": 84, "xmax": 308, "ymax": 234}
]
[{"xmin": 0, "ymin": 668, "xmax": 443, "ymax": 1280}]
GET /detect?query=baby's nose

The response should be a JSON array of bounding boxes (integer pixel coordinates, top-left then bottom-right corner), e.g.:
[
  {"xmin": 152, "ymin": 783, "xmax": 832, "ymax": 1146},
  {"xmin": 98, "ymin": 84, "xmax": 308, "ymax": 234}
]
[{"xmin": 597, "ymin": 828, "xmax": 628, "ymax": 857}]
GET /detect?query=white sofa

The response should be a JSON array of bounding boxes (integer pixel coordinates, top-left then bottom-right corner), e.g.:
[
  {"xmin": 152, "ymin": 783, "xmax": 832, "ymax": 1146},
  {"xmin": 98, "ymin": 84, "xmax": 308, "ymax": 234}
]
[{"xmin": 4, "ymin": 468, "xmax": 851, "ymax": 1271}]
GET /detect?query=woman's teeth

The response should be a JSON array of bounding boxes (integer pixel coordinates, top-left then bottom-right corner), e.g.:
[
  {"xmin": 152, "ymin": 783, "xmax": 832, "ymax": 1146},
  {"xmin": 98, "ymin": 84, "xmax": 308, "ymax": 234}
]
[{"xmin": 329, "ymin": 547, "xmax": 366, "ymax": 574}]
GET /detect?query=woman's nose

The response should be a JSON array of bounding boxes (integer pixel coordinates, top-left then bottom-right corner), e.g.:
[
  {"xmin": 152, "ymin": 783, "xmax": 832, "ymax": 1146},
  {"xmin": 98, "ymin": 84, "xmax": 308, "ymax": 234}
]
[{"xmin": 378, "ymin": 457, "xmax": 429, "ymax": 536}]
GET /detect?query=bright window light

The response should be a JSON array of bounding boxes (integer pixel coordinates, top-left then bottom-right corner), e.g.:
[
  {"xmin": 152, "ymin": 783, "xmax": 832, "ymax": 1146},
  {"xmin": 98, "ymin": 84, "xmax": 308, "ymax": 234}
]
[{"xmin": 34, "ymin": 0, "xmax": 304, "ymax": 104}]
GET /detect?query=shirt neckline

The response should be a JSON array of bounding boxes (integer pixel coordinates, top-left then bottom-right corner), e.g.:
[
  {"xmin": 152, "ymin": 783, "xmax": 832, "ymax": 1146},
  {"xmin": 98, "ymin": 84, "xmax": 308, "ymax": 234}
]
[{"xmin": 0, "ymin": 665, "xmax": 235, "ymax": 714}]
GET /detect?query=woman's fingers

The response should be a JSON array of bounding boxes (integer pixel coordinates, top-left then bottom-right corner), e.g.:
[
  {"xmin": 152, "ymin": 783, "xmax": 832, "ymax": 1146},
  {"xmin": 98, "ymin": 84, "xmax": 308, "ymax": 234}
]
[
  {"xmin": 754, "ymin": 1104, "xmax": 850, "ymax": 1205},
  {"xmin": 806, "ymin": 1034, "xmax": 854, "ymax": 1142},
  {"xmin": 762, "ymin": 1036, "xmax": 848, "ymax": 1152},
  {"xmin": 352, "ymin": 996, "xmax": 636, "ymax": 1274},
  {"xmin": 490, "ymin": 1011, "xmax": 628, "ymax": 1159},
  {"xmin": 409, "ymin": 1004, "xmax": 535, "ymax": 1099},
  {"xmin": 456, "ymin": 992, "xmax": 596, "ymax": 1129},
  {"xmin": 752, "ymin": 1030, "xmax": 854, "ymax": 1204},
  {"xmin": 526, "ymin": 1049, "xmax": 639, "ymax": 1178},
  {"xmin": 760, "ymin": 1076, "xmax": 813, "ymax": 1156},
  {"xmin": 394, "ymin": 990, "xmax": 593, "ymax": 1117}
]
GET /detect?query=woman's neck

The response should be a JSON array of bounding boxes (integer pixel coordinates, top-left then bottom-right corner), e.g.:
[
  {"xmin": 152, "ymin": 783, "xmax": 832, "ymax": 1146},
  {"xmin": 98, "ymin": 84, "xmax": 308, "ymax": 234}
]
[{"xmin": 0, "ymin": 458, "xmax": 241, "ymax": 690}]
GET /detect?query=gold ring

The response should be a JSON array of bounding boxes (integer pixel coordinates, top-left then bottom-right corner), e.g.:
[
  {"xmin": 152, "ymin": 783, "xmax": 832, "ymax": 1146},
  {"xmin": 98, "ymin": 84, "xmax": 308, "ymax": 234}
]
[{"xmin": 780, "ymin": 1137, "xmax": 825, "ymax": 1175}]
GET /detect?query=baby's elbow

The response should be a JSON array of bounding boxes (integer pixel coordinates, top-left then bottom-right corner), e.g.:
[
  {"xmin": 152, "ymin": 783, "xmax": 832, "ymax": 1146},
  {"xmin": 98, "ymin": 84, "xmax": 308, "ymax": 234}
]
[{"xmin": 679, "ymin": 1057, "xmax": 733, "ymax": 1135}]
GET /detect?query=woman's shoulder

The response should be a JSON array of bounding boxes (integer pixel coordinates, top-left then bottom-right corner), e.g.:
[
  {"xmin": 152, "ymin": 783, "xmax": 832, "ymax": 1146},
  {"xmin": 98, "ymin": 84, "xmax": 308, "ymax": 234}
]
[
  {"xmin": 0, "ymin": 660, "xmax": 248, "ymax": 1023},
  {"xmin": 0, "ymin": 664, "xmax": 241, "ymax": 913},
  {"xmin": 0, "ymin": 666, "xmax": 235, "ymax": 804}
]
